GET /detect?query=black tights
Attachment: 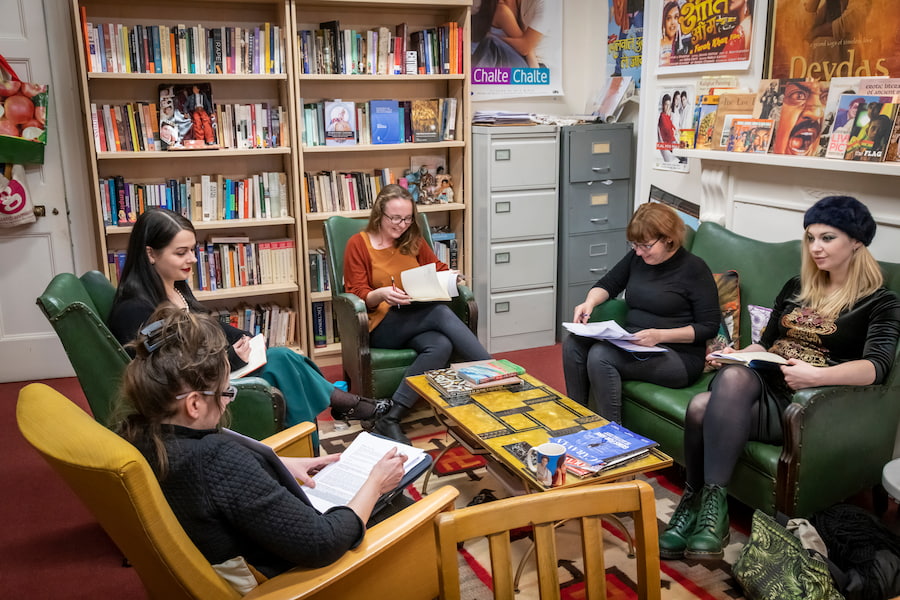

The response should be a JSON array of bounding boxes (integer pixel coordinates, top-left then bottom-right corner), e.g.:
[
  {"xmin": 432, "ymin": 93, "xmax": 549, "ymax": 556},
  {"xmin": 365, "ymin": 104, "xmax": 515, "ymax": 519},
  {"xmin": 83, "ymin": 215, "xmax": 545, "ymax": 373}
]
[{"xmin": 683, "ymin": 366, "xmax": 762, "ymax": 489}]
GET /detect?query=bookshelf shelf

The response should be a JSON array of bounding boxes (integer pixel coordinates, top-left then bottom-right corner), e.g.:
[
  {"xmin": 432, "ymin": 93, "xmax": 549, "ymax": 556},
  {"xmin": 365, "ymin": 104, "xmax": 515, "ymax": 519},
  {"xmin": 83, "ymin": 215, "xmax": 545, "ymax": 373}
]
[
  {"xmin": 96, "ymin": 147, "xmax": 292, "ymax": 160},
  {"xmin": 193, "ymin": 282, "xmax": 299, "ymax": 301},
  {"xmin": 106, "ymin": 216, "xmax": 296, "ymax": 235},
  {"xmin": 88, "ymin": 72, "xmax": 289, "ymax": 81},
  {"xmin": 301, "ymin": 141, "xmax": 465, "ymax": 154},
  {"xmin": 297, "ymin": 73, "xmax": 465, "ymax": 81},
  {"xmin": 675, "ymin": 149, "xmax": 900, "ymax": 176},
  {"xmin": 304, "ymin": 202, "xmax": 465, "ymax": 221}
]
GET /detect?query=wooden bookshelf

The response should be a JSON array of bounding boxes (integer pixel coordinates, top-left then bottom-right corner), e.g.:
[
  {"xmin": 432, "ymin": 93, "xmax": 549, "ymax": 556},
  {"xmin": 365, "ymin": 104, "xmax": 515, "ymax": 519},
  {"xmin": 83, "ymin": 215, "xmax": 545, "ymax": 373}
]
[{"xmin": 292, "ymin": 0, "xmax": 472, "ymax": 364}]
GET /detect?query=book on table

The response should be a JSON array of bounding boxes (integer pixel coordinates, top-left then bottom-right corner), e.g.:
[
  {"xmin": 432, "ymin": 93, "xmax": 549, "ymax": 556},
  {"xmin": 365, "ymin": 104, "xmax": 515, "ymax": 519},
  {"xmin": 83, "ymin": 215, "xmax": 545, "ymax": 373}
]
[
  {"xmin": 304, "ymin": 431, "xmax": 429, "ymax": 513},
  {"xmin": 400, "ymin": 263, "xmax": 458, "ymax": 302},
  {"xmin": 425, "ymin": 368, "xmax": 523, "ymax": 399},
  {"xmin": 451, "ymin": 359, "xmax": 525, "ymax": 385},
  {"xmin": 707, "ymin": 350, "xmax": 787, "ymax": 369},
  {"xmin": 562, "ymin": 320, "xmax": 668, "ymax": 353},
  {"xmin": 550, "ymin": 422, "xmax": 658, "ymax": 472}
]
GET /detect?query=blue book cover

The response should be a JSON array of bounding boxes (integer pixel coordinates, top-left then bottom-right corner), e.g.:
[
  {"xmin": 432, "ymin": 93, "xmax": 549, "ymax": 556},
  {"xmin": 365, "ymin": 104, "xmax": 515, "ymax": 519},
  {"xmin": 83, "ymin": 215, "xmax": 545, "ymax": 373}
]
[
  {"xmin": 370, "ymin": 100, "xmax": 402, "ymax": 144},
  {"xmin": 551, "ymin": 422, "xmax": 657, "ymax": 467}
]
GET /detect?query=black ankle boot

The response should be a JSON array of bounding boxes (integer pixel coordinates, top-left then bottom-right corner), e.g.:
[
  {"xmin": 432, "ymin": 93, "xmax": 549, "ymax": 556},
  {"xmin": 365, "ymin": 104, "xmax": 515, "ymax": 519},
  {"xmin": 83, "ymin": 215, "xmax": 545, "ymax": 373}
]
[
  {"xmin": 659, "ymin": 484, "xmax": 699, "ymax": 560},
  {"xmin": 374, "ymin": 404, "xmax": 411, "ymax": 445},
  {"xmin": 685, "ymin": 484, "xmax": 730, "ymax": 560},
  {"xmin": 329, "ymin": 389, "xmax": 391, "ymax": 423}
]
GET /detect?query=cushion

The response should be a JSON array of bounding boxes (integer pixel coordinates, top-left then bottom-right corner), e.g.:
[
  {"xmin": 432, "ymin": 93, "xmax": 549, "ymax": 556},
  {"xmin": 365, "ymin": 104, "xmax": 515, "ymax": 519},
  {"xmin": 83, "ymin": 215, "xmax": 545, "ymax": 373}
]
[
  {"xmin": 748, "ymin": 304, "xmax": 773, "ymax": 345},
  {"xmin": 705, "ymin": 270, "xmax": 741, "ymax": 367}
]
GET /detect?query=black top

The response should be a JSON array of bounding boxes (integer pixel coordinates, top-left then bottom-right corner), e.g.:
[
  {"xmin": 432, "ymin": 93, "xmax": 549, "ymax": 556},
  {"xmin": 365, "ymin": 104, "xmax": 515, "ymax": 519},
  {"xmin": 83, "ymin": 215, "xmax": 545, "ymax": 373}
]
[
  {"xmin": 594, "ymin": 247, "xmax": 720, "ymax": 374},
  {"xmin": 761, "ymin": 276, "xmax": 900, "ymax": 384},
  {"xmin": 107, "ymin": 281, "xmax": 248, "ymax": 370},
  {"xmin": 135, "ymin": 425, "xmax": 364, "ymax": 578}
]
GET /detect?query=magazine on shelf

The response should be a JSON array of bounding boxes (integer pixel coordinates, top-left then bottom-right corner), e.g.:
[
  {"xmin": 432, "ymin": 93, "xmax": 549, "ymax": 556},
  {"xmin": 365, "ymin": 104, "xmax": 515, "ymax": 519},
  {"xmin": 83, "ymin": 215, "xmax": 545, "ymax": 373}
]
[
  {"xmin": 550, "ymin": 422, "xmax": 657, "ymax": 469},
  {"xmin": 562, "ymin": 321, "xmax": 667, "ymax": 353},
  {"xmin": 304, "ymin": 431, "xmax": 428, "ymax": 513},
  {"xmin": 726, "ymin": 118, "xmax": 774, "ymax": 153}
]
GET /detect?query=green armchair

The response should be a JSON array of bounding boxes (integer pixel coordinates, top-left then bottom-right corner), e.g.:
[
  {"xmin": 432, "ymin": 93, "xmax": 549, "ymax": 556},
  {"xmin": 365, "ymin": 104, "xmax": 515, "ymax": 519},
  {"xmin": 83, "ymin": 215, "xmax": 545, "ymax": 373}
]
[
  {"xmin": 323, "ymin": 215, "xmax": 478, "ymax": 400},
  {"xmin": 36, "ymin": 271, "xmax": 287, "ymax": 440},
  {"xmin": 593, "ymin": 222, "xmax": 900, "ymax": 517}
]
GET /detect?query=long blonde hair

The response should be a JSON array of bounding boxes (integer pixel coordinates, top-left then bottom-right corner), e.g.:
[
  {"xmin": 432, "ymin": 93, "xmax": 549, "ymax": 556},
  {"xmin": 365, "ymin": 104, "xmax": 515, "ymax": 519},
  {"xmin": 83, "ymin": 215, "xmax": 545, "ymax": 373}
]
[{"xmin": 796, "ymin": 234, "xmax": 883, "ymax": 317}]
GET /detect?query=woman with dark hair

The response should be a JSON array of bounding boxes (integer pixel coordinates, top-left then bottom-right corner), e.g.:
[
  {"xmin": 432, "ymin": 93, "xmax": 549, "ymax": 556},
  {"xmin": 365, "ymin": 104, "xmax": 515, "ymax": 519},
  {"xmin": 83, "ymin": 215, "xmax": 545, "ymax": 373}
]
[
  {"xmin": 343, "ymin": 184, "xmax": 491, "ymax": 443},
  {"xmin": 660, "ymin": 196, "xmax": 900, "ymax": 561},
  {"xmin": 722, "ymin": 0, "xmax": 752, "ymax": 53},
  {"xmin": 562, "ymin": 202, "xmax": 720, "ymax": 424},
  {"xmin": 657, "ymin": 93, "xmax": 679, "ymax": 162},
  {"xmin": 659, "ymin": 1, "xmax": 680, "ymax": 65},
  {"xmin": 116, "ymin": 305, "xmax": 406, "ymax": 592},
  {"xmin": 108, "ymin": 207, "xmax": 390, "ymax": 433}
]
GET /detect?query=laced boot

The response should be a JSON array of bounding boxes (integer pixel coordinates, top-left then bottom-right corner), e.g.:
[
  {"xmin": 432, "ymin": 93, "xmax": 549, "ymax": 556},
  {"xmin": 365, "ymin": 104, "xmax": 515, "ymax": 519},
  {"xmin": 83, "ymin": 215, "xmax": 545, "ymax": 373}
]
[
  {"xmin": 374, "ymin": 403, "xmax": 411, "ymax": 445},
  {"xmin": 658, "ymin": 485, "xmax": 700, "ymax": 560},
  {"xmin": 329, "ymin": 388, "xmax": 391, "ymax": 426},
  {"xmin": 685, "ymin": 484, "xmax": 730, "ymax": 560}
]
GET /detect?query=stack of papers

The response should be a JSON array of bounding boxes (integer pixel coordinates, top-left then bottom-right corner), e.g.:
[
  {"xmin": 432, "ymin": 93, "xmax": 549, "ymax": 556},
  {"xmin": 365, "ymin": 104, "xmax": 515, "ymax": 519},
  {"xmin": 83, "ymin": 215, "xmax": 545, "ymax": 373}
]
[
  {"xmin": 472, "ymin": 111, "xmax": 534, "ymax": 125},
  {"xmin": 562, "ymin": 320, "xmax": 668, "ymax": 352}
]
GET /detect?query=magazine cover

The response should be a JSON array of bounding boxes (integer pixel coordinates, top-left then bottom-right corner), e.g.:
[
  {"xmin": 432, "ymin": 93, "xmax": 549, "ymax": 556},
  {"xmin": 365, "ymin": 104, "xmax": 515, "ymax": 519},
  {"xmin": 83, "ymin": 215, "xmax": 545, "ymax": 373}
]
[
  {"xmin": 550, "ymin": 422, "xmax": 657, "ymax": 467},
  {"xmin": 654, "ymin": 88, "xmax": 687, "ymax": 172},
  {"xmin": 760, "ymin": 78, "xmax": 830, "ymax": 156},
  {"xmin": 158, "ymin": 83, "xmax": 218, "ymax": 150},
  {"xmin": 726, "ymin": 118, "xmax": 774, "ymax": 153},
  {"xmin": 607, "ymin": 0, "xmax": 644, "ymax": 87},
  {"xmin": 768, "ymin": 0, "xmax": 900, "ymax": 81},
  {"xmin": 843, "ymin": 101, "xmax": 896, "ymax": 162},
  {"xmin": 658, "ymin": 0, "xmax": 755, "ymax": 74},
  {"xmin": 693, "ymin": 95, "xmax": 720, "ymax": 151},
  {"xmin": 814, "ymin": 77, "xmax": 866, "ymax": 157},
  {"xmin": 825, "ymin": 93, "xmax": 882, "ymax": 159}
]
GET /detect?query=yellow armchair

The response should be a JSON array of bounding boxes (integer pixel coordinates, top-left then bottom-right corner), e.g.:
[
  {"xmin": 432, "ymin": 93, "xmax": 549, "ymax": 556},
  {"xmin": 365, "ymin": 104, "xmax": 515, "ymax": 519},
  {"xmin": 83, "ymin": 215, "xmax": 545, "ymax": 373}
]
[{"xmin": 17, "ymin": 383, "xmax": 458, "ymax": 600}]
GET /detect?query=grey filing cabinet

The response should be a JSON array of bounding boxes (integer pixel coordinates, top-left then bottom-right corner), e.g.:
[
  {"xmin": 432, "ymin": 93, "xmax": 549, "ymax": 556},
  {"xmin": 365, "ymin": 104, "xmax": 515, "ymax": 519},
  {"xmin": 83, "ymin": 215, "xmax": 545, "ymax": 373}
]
[
  {"xmin": 557, "ymin": 122, "xmax": 634, "ymax": 339},
  {"xmin": 472, "ymin": 125, "xmax": 560, "ymax": 352}
]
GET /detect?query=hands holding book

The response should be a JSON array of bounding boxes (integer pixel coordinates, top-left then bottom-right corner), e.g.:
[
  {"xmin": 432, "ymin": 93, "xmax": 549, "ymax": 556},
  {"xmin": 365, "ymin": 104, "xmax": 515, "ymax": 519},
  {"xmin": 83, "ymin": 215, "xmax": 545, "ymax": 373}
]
[{"xmin": 706, "ymin": 345, "xmax": 824, "ymax": 390}]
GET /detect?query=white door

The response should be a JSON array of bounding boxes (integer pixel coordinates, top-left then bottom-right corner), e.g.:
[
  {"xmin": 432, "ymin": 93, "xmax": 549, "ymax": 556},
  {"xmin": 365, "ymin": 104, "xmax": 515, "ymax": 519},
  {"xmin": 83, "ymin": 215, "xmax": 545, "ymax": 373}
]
[{"xmin": 0, "ymin": 0, "xmax": 94, "ymax": 382}]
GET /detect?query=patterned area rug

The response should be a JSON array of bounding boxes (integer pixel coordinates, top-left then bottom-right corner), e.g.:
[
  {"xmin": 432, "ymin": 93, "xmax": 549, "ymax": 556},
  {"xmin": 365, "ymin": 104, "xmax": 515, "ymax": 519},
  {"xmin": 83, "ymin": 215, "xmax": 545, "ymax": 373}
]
[{"xmin": 319, "ymin": 407, "xmax": 748, "ymax": 599}]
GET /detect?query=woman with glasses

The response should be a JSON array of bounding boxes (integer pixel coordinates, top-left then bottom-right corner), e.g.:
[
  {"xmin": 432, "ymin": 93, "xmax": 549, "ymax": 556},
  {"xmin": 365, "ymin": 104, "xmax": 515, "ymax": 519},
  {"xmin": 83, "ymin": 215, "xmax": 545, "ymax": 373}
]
[
  {"xmin": 116, "ymin": 305, "xmax": 407, "ymax": 591},
  {"xmin": 108, "ymin": 207, "xmax": 390, "ymax": 436},
  {"xmin": 344, "ymin": 184, "xmax": 491, "ymax": 443},
  {"xmin": 562, "ymin": 202, "xmax": 720, "ymax": 424}
]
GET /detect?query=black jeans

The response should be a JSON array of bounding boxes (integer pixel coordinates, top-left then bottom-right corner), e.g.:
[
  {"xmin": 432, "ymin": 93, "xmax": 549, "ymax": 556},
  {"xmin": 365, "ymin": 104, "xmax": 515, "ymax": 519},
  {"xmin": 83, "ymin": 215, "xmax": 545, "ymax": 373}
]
[{"xmin": 370, "ymin": 303, "xmax": 490, "ymax": 408}]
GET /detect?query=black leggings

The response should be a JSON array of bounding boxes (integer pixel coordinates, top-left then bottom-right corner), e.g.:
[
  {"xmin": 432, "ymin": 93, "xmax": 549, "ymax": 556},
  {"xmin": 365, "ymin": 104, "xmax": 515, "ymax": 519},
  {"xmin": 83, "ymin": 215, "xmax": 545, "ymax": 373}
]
[{"xmin": 683, "ymin": 365, "xmax": 765, "ymax": 489}]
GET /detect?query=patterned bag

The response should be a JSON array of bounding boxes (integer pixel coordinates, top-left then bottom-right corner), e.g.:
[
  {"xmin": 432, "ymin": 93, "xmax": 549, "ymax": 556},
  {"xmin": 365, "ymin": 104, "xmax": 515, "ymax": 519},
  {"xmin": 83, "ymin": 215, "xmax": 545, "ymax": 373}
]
[{"xmin": 734, "ymin": 510, "xmax": 844, "ymax": 600}]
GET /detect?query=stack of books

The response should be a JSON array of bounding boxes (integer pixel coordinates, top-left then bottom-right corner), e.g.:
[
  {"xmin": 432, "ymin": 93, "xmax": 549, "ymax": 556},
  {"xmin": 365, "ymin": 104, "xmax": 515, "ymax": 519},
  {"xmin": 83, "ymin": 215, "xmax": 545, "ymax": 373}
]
[
  {"xmin": 550, "ymin": 422, "xmax": 658, "ymax": 477},
  {"xmin": 425, "ymin": 359, "xmax": 525, "ymax": 399}
]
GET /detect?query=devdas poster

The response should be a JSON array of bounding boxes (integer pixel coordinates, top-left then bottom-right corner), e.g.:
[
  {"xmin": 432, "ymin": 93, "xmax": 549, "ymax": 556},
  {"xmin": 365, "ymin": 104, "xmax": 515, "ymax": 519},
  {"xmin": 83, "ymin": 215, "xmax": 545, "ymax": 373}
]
[
  {"xmin": 658, "ymin": 0, "xmax": 754, "ymax": 74},
  {"xmin": 768, "ymin": 0, "xmax": 900, "ymax": 81}
]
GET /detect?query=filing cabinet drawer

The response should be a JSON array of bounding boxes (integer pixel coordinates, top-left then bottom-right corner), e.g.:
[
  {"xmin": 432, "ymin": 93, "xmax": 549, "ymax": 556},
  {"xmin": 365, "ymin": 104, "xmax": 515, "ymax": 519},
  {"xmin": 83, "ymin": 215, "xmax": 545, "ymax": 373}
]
[
  {"xmin": 488, "ymin": 134, "xmax": 559, "ymax": 189},
  {"xmin": 568, "ymin": 127, "xmax": 632, "ymax": 182},
  {"xmin": 491, "ymin": 239, "xmax": 556, "ymax": 290},
  {"xmin": 565, "ymin": 179, "xmax": 631, "ymax": 234},
  {"xmin": 490, "ymin": 189, "xmax": 558, "ymax": 240},
  {"xmin": 489, "ymin": 287, "xmax": 556, "ymax": 339},
  {"xmin": 565, "ymin": 230, "xmax": 628, "ymax": 285}
]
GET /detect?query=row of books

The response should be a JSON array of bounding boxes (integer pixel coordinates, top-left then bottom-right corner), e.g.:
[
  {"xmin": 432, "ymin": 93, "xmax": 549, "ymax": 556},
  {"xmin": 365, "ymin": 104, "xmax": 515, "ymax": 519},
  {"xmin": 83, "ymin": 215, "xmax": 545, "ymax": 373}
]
[
  {"xmin": 79, "ymin": 10, "xmax": 285, "ymax": 75},
  {"xmin": 297, "ymin": 21, "xmax": 463, "ymax": 76},
  {"xmin": 303, "ymin": 170, "xmax": 384, "ymax": 213},
  {"xmin": 312, "ymin": 300, "xmax": 340, "ymax": 348},
  {"xmin": 687, "ymin": 76, "xmax": 900, "ymax": 162},
  {"xmin": 212, "ymin": 304, "xmax": 298, "ymax": 348},
  {"xmin": 307, "ymin": 248, "xmax": 330, "ymax": 293},
  {"xmin": 99, "ymin": 172, "xmax": 288, "ymax": 226},
  {"xmin": 90, "ymin": 101, "xmax": 287, "ymax": 153},
  {"xmin": 431, "ymin": 232, "xmax": 459, "ymax": 270},
  {"xmin": 301, "ymin": 98, "xmax": 457, "ymax": 147}
]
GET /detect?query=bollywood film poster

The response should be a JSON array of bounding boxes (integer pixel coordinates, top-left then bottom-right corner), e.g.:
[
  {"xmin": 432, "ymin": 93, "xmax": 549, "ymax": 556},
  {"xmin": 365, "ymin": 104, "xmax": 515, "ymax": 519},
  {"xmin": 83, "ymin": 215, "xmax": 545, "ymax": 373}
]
[
  {"xmin": 658, "ymin": 0, "xmax": 755, "ymax": 75},
  {"xmin": 470, "ymin": 0, "xmax": 564, "ymax": 99},
  {"xmin": 768, "ymin": 0, "xmax": 900, "ymax": 82},
  {"xmin": 654, "ymin": 87, "xmax": 691, "ymax": 172},
  {"xmin": 607, "ymin": 0, "xmax": 644, "ymax": 88}
]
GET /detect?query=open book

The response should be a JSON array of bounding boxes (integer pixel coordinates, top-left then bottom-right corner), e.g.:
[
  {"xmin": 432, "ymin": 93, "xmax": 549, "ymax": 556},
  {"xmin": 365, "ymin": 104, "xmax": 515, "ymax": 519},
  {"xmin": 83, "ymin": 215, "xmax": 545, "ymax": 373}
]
[
  {"xmin": 562, "ymin": 321, "xmax": 668, "ymax": 353},
  {"xmin": 708, "ymin": 351, "xmax": 788, "ymax": 368},
  {"xmin": 400, "ymin": 263, "xmax": 459, "ymax": 302},
  {"xmin": 304, "ymin": 431, "xmax": 428, "ymax": 513},
  {"xmin": 229, "ymin": 333, "xmax": 268, "ymax": 378}
]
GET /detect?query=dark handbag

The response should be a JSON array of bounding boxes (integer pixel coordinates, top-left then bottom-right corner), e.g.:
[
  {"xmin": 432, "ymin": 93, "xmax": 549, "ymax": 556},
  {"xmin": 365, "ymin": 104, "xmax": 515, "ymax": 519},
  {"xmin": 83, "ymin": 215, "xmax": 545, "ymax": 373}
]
[{"xmin": 734, "ymin": 510, "xmax": 844, "ymax": 600}]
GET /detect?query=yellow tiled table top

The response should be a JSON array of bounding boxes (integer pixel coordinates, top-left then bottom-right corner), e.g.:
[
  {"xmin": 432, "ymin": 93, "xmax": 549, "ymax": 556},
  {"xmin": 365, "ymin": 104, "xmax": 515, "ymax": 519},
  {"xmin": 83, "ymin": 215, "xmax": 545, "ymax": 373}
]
[{"xmin": 406, "ymin": 373, "xmax": 672, "ymax": 492}]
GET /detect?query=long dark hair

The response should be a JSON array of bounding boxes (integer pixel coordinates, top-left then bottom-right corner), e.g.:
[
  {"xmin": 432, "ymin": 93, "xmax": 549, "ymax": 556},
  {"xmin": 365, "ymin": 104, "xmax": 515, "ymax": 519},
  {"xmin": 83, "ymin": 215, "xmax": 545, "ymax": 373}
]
[
  {"xmin": 115, "ymin": 207, "xmax": 202, "ymax": 310},
  {"xmin": 365, "ymin": 184, "xmax": 423, "ymax": 256}
]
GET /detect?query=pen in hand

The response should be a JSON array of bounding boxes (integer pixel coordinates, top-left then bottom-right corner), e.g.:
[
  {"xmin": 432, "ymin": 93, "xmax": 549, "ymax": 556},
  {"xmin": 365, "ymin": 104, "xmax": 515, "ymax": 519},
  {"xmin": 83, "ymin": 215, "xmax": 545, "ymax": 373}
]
[{"xmin": 391, "ymin": 276, "xmax": 400, "ymax": 309}]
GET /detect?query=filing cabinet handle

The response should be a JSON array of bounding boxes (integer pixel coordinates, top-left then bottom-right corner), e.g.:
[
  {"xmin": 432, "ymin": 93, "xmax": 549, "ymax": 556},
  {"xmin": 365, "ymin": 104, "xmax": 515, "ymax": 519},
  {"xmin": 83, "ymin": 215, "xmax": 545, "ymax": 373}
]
[
  {"xmin": 589, "ymin": 218, "xmax": 608, "ymax": 224},
  {"xmin": 494, "ymin": 252, "xmax": 511, "ymax": 264},
  {"xmin": 591, "ymin": 166, "xmax": 610, "ymax": 173},
  {"xmin": 589, "ymin": 267, "xmax": 608, "ymax": 274},
  {"xmin": 495, "ymin": 201, "xmax": 511, "ymax": 213},
  {"xmin": 495, "ymin": 301, "xmax": 510, "ymax": 313}
]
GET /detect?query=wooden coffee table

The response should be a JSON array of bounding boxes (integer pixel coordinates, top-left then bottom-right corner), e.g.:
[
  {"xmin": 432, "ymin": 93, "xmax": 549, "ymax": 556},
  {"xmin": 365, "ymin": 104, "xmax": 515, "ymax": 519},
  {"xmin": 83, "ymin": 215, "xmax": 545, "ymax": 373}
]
[{"xmin": 406, "ymin": 373, "xmax": 673, "ymax": 493}]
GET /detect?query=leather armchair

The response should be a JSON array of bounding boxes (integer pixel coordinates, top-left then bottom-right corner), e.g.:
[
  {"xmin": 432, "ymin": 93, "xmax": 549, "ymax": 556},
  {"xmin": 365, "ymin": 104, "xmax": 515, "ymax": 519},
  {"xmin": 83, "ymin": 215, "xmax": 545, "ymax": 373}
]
[
  {"xmin": 17, "ymin": 383, "xmax": 459, "ymax": 600},
  {"xmin": 323, "ymin": 215, "xmax": 478, "ymax": 399},
  {"xmin": 37, "ymin": 271, "xmax": 286, "ymax": 440}
]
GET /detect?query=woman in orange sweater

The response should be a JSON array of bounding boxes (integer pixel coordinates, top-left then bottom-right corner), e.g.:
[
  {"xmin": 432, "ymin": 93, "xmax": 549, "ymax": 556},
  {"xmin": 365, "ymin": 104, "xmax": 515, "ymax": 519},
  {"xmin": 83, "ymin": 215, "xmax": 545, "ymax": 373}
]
[{"xmin": 344, "ymin": 184, "xmax": 491, "ymax": 443}]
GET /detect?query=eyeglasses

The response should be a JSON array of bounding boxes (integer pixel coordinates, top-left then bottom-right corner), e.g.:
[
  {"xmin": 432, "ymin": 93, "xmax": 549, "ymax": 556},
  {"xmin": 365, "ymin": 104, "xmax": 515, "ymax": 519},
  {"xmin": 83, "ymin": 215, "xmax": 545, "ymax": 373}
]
[
  {"xmin": 627, "ymin": 239, "xmax": 661, "ymax": 252},
  {"xmin": 383, "ymin": 214, "xmax": 414, "ymax": 225},
  {"xmin": 175, "ymin": 385, "xmax": 237, "ymax": 401}
]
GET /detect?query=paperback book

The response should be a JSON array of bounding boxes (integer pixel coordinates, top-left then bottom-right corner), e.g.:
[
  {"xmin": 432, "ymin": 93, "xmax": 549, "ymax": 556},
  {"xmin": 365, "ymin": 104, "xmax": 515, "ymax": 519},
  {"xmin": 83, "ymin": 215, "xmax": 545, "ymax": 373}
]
[
  {"xmin": 399, "ymin": 263, "xmax": 458, "ymax": 302},
  {"xmin": 550, "ymin": 422, "xmax": 658, "ymax": 469},
  {"xmin": 410, "ymin": 98, "xmax": 440, "ymax": 143},
  {"xmin": 424, "ymin": 368, "xmax": 523, "ymax": 399},
  {"xmin": 726, "ymin": 118, "xmax": 774, "ymax": 153},
  {"xmin": 451, "ymin": 359, "xmax": 525, "ymax": 385},
  {"xmin": 825, "ymin": 94, "xmax": 882, "ymax": 159},
  {"xmin": 324, "ymin": 100, "xmax": 357, "ymax": 146},
  {"xmin": 707, "ymin": 350, "xmax": 788, "ymax": 369},
  {"xmin": 370, "ymin": 100, "xmax": 402, "ymax": 144}
]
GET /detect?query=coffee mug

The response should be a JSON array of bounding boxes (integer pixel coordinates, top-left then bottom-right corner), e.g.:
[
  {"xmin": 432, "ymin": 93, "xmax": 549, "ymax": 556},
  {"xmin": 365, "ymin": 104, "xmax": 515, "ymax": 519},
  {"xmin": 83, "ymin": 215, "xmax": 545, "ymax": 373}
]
[{"xmin": 525, "ymin": 442, "xmax": 567, "ymax": 487}]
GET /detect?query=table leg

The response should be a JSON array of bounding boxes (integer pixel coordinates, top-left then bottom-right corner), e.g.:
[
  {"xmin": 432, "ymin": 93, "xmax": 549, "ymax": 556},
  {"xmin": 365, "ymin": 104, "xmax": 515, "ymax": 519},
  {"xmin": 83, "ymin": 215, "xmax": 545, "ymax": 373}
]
[{"xmin": 420, "ymin": 443, "xmax": 456, "ymax": 495}]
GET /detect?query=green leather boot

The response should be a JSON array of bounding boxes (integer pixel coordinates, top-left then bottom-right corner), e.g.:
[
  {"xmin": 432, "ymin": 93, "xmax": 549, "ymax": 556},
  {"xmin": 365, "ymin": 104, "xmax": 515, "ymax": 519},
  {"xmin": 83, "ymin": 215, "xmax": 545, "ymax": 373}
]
[
  {"xmin": 685, "ymin": 484, "xmax": 730, "ymax": 560},
  {"xmin": 659, "ymin": 485, "xmax": 699, "ymax": 560}
]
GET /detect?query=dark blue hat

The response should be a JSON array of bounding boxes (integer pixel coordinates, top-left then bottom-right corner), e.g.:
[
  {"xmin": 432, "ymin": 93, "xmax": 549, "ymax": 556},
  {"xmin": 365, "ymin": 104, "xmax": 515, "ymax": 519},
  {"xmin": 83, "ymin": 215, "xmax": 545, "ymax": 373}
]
[{"xmin": 803, "ymin": 196, "xmax": 876, "ymax": 246}]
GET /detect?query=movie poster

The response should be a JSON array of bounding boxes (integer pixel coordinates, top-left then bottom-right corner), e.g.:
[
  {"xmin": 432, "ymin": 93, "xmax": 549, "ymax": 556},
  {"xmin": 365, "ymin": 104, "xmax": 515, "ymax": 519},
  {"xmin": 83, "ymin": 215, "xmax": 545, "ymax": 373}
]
[
  {"xmin": 657, "ymin": 0, "xmax": 755, "ymax": 75},
  {"xmin": 654, "ymin": 87, "xmax": 691, "ymax": 172},
  {"xmin": 470, "ymin": 0, "xmax": 563, "ymax": 99},
  {"xmin": 768, "ymin": 0, "xmax": 900, "ymax": 81},
  {"xmin": 607, "ymin": 0, "xmax": 644, "ymax": 88}
]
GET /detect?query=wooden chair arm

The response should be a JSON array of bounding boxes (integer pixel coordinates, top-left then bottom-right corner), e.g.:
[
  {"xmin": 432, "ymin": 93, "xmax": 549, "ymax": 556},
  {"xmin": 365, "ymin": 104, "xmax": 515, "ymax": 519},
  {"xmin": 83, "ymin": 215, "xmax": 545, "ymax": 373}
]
[{"xmin": 262, "ymin": 422, "xmax": 318, "ymax": 458}]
